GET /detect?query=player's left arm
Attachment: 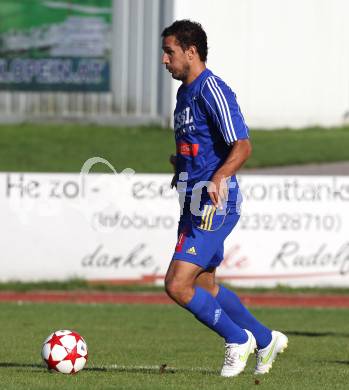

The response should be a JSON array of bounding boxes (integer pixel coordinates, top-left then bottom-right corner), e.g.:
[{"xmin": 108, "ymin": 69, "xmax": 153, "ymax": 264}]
[{"xmin": 209, "ymin": 139, "xmax": 252, "ymax": 208}]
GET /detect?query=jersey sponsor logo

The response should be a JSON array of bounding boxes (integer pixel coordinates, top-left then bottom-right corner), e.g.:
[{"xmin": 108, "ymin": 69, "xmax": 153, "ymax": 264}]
[
  {"xmin": 177, "ymin": 142, "xmax": 199, "ymax": 157},
  {"xmin": 174, "ymin": 106, "xmax": 193, "ymax": 131},
  {"xmin": 186, "ymin": 246, "xmax": 197, "ymax": 255},
  {"xmin": 174, "ymin": 106, "xmax": 196, "ymax": 136}
]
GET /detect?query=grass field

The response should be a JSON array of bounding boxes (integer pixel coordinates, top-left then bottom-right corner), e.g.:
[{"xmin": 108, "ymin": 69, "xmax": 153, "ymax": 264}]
[
  {"xmin": 0, "ymin": 302, "xmax": 348, "ymax": 390},
  {"xmin": 0, "ymin": 124, "xmax": 348, "ymax": 173}
]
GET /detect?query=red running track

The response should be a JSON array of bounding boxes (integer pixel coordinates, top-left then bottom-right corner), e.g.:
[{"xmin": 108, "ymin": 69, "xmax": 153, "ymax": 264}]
[{"xmin": 0, "ymin": 292, "xmax": 349, "ymax": 308}]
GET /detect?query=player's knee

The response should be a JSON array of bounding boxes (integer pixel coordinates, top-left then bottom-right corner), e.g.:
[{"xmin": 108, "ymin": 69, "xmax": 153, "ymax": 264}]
[
  {"xmin": 165, "ymin": 279, "xmax": 192, "ymax": 305},
  {"xmin": 164, "ymin": 278, "xmax": 181, "ymax": 299}
]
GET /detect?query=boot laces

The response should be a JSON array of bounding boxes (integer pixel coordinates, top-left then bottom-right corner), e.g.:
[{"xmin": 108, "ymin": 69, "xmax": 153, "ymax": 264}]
[{"xmin": 224, "ymin": 344, "xmax": 239, "ymax": 365}]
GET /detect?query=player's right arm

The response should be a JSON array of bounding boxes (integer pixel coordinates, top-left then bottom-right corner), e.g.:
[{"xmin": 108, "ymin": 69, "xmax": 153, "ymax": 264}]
[
  {"xmin": 209, "ymin": 139, "xmax": 252, "ymax": 208},
  {"xmin": 200, "ymin": 76, "xmax": 251, "ymax": 207}
]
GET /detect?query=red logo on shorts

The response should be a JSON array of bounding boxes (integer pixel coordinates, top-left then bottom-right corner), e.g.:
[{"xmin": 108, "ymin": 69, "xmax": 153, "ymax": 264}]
[
  {"xmin": 175, "ymin": 228, "xmax": 188, "ymax": 252},
  {"xmin": 177, "ymin": 143, "xmax": 199, "ymax": 156}
]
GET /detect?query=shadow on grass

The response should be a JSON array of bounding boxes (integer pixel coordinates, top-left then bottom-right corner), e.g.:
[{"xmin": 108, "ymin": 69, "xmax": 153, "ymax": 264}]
[
  {"xmin": 284, "ymin": 330, "xmax": 349, "ymax": 338},
  {"xmin": 0, "ymin": 362, "xmax": 217, "ymax": 375},
  {"xmin": 0, "ymin": 363, "xmax": 43, "ymax": 368},
  {"xmin": 332, "ymin": 361, "xmax": 349, "ymax": 366},
  {"xmin": 0, "ymin": 363, "xmax": 44, "ymax": 371}
]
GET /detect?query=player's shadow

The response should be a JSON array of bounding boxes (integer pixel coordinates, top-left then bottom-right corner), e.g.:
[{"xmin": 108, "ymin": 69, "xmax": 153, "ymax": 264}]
[
  {"xmin": 284, "ymin": 330, "xmax": 349, "ymax": 338},
  {"xmin": 0, "ymin": 362, "xmax": 43, "ymax": 371},
  {"xmin": 332, "ymin": 361, "xmax": 349, "ymax": 365},
  {"xmin": 0, "ymin": 362, "xmax": 217, "ymax": 375},
  {"xmin": 85, "ymin": 366, "xmax": 217, "ymax": 375},
  {"xmin": 315, "ymin": 360, "xmax": 349, "ymax": 367},
  {"xmin": 0, "ymin": 362, "xmax": 110, "ymax": 373}
]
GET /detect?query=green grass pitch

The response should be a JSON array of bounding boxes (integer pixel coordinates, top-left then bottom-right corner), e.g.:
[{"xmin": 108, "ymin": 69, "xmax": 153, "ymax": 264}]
[
  {"xmin": 0, "ymin": 302, "xmax": 348, "ymax": 389},
  {"xmin": 0, "ymin": 124, "xmax": 349, "ymax": 173}
]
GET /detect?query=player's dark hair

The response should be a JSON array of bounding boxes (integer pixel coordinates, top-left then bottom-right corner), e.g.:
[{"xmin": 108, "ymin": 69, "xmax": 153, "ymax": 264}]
[{"xmin": 161, "ymin": 19, "xmax": 208, "ymax": 62}]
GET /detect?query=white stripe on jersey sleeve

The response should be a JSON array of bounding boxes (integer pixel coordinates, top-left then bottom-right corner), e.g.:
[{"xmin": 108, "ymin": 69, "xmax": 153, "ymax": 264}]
[
  {"xmin": 210, "ymin": 77, "xmax": 238, "ymax": 141},
  {"xmin": 201, "ymin": 85, "xmax": 231, "ymax": 144},
  {"xmin": 206, "ymin": 78, "xmax": 235, "ymax": 142}
]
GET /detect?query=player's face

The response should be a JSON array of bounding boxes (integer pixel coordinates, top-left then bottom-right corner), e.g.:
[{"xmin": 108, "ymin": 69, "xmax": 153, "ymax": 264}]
[{"xmin": 162, "ymin": 35, "xmax": 190, "ymax": 82}]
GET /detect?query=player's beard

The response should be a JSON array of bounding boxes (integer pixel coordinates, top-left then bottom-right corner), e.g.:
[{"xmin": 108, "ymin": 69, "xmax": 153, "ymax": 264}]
[{"xmin": 171, "ymin": 63, "xmax": 190, "ymax": 82}]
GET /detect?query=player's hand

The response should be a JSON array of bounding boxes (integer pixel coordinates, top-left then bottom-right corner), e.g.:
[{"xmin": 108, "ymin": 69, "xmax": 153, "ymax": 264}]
[
  {"xmin": 208, "ymin": 172, "xmax": 229, "ymax": 209},
  {"xmin": 170, "ymin": 174, "xmax": 177, "ymax": 189},
  {"xmin": 169, "ymin": 154, "xmax": 177, "ymax": 169},
  {"xmin": 169, "ymin": 154, "xmax": 177, "ymax": 188}
]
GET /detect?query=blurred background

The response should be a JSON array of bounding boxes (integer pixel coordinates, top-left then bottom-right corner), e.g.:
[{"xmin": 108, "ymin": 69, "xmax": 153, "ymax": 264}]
[
  {"xmin": 0, "ymin": 0, "xmax": 348, "ymax": 289},
  {"xmin": 1, "ymin": 0, "xmax": 348, "ymax": 127}
]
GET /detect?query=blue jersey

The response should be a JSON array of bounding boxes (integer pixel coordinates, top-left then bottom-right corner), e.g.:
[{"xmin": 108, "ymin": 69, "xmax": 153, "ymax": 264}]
[{"xmin": 173, "ymin": 68, "xmax": 249, "ymax": 204}]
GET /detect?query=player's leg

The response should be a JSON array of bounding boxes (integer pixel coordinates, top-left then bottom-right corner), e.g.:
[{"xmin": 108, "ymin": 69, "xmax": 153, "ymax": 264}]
[
  {"xmin": 195, "ymin": 263, "xmax": 288, "ymax": 374},
  {"xmin": 194, "ymin": 266, "xmax": 219, "ymax": 296},
  {"xmin": 165, "ymin": 259, "xmax": 248, "ymax": 344},
  {"xmin": 165, "ymin": 259, "xmax": 256, "ymax": 377},
  {"xmin": 195, "ymin": 267, "xmax": 272, "ymax": 348},
  {"xmin": 169, "ymin": 203, "xmax": 258, "ymax": 376},
  {"xmin": 182, "ymin": 266, "xmax": 258, "ymax": 376}
]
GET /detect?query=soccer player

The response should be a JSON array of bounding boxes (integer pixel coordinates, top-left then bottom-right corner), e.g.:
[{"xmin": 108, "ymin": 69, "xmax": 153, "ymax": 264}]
[{"xmin": 161, "ymin": 20, "xmax": 288, "ymax": 377}]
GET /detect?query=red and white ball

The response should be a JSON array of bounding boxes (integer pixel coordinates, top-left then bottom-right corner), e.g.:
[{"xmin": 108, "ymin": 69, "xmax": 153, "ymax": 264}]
[{"xmin": 41, "ymin": 330, "xmax": 88, "ymax": 374}]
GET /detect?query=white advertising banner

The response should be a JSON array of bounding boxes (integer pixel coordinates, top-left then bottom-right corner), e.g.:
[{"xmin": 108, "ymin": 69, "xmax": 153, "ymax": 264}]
[{"xmin": 0, "ymin": 172, "xmax": 348, "ymax": 287}]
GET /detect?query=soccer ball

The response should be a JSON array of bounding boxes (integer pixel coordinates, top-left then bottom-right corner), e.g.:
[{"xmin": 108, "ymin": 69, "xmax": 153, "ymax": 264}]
[{"xmin": 41, "ymin": 330, "xmax": 88, "ymax": 374}]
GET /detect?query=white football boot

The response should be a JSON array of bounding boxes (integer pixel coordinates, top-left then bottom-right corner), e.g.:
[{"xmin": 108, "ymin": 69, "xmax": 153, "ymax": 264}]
[
  {"xmin": 254, "ymin": 330, "xmax": 288, "ymax": 375},
  {"xmin": 221, "ymin": 329, "xmax": 257, "ymax": 377}
]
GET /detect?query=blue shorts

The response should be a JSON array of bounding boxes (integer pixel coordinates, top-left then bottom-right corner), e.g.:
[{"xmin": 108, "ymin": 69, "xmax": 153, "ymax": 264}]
[{"xmin": 172, "ymin": 202, "xmax": 240, "ymax": 270}]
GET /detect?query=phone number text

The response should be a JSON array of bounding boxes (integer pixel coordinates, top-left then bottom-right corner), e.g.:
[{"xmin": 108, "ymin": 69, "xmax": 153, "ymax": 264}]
[{"xmin": 239, "ymin": 213, "xmax": 341, "ymax": 232}]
